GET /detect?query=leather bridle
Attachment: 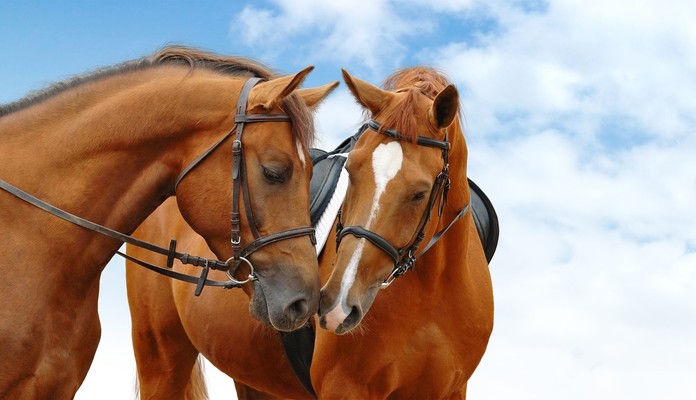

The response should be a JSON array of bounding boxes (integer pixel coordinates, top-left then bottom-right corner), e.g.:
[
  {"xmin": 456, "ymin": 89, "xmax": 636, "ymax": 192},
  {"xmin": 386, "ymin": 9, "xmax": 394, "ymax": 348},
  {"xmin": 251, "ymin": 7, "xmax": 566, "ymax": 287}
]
[
  {"xmin": 0, "ymin": 76, "xmax": 316, "ymax": 296},
  {"xmin": 174, "ymin": 76, "xmax": 316, "ymax": 287},
  {"xmin": 334, "ymin": 119, "xmax": 470, "ymax": 288}
]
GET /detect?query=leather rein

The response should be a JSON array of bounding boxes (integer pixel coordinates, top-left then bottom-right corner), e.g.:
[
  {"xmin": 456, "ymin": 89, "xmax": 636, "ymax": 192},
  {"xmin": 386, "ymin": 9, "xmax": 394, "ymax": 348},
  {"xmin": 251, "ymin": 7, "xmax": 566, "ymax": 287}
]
[
  {"xmin": 335, "ymin": 119, "xmax": 471, "ymax": 288},
  {"xmin": 0, "ymin": 76, "xmax": 316, "ymax": 296}
]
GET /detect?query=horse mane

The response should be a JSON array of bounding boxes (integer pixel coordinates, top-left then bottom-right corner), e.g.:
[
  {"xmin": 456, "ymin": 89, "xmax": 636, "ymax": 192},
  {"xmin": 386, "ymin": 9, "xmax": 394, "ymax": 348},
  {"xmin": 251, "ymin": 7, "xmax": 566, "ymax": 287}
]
[
  {"xmin": 0, "ymin": 45, "xmax": 315, "ymax": 146},
  {"xmin": 376, "ymin": 66, "xmax": 460, "ymax": 143}
]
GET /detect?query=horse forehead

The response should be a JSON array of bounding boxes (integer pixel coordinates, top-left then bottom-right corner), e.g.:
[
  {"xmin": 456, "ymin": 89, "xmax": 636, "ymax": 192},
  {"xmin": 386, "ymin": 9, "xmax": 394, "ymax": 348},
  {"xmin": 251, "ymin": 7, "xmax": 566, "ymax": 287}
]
[
  {"xmin": 364, "ymin": 141, "xmax": 402, "ymax": 227},
  {"xmin": 371, "ymin": 141, "xmax": 403, "ymax": 188},
  {"xmin": 246, "ymin": 122, "xmax": 294, "ymax": 148},
  {"xmin": 371, "ymin": 140, "xmax": 440, "ymax": 178}
]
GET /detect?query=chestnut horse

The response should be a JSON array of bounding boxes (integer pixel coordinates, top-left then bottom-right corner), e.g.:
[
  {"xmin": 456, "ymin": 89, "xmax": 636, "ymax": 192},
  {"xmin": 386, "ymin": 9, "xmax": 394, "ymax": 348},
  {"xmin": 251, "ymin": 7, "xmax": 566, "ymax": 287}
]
[
  {"xmin": 311, "ymin": 68, "xmax": 494, "ymax": 398},
  {"xmin": 0, "ymin": 46, "xmax": 337, "ymax": 399},
  {"xmin": 126, "ymin": 67, "xmax": 494, "ymax": 399}
]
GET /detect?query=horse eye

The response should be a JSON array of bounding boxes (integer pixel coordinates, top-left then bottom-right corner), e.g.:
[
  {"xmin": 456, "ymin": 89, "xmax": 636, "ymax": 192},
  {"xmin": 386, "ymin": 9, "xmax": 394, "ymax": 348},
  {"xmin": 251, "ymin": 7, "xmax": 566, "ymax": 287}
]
[
  {"xmin": 412, "ymin": 191, "xmax": 427, "ymax": 202},
  {"xmin": 262, "ymin": 166, "xmax": 286, "ymax": 183}
]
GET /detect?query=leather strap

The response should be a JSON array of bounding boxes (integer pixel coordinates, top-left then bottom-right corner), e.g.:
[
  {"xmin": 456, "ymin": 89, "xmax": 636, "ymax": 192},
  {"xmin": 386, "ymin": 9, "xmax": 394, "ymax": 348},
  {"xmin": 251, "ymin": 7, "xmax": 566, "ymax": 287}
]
[
  {"xmin": 174, "ymin": 130, "xmax": 235, "ymax": 190},
  {"xmin": 0, "ymin": 176, "xmax": 237, "ymax": 295},
  {"xmin": 416, "ymin": 201, "xmax": 470, "ymax": 257},
  {"xmin": 235, "ymin": 114, "xmax": 291, "ymax": 123},
  {"xmin": 337, "ymin": 224, "xmax": 400, "ymax": 263},
  {"xmin": 234, "ymin": 77, "xmax": 262, "ymax": 242},
  {"xmin": 0, "ymin": 178, "xmax": 229, "ymax": 270},
  {"xmin": 117, "ymin": 250, "xmax": 242, "ymax": 290},
  {"xmin": 228, "ymin": 77, "xmax": 316, "ymax": 262},
  {"xmin": 241, "ymin": 227, "xmax": 317, "ymax": 258},
  {"xmin": 367, "ymin": 119, "xmax": 450, "ymax": 150}
]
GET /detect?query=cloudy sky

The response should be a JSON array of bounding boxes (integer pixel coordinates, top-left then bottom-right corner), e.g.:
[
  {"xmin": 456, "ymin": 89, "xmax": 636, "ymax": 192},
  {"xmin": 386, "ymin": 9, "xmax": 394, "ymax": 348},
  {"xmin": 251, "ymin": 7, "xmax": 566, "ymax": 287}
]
[{"xmin": 2, "ymin": 0, "xmax": 694, "ymax": 399}]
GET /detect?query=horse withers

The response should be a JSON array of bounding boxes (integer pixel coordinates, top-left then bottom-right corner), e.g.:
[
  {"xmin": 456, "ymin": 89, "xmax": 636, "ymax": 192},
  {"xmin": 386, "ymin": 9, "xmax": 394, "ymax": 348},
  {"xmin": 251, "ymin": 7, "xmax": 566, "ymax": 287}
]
[{"xmin": 0, "ymin": 46, "xmax": 336, "ymax": 398}]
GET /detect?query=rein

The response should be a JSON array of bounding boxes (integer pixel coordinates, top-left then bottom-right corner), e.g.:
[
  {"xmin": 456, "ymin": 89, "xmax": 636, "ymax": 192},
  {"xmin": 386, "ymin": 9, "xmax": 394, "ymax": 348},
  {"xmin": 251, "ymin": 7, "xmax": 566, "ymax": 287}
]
[
  {"xmin": 0, "ymin": 178, "xmax": 239, "ymax": 293},
  {"xmin": 0, "ymin": 76, "xmax": 316, "ymax": 296},
  {"xmin": 335, "ymin": 119, "xmax": 471, "ymax": 288}
]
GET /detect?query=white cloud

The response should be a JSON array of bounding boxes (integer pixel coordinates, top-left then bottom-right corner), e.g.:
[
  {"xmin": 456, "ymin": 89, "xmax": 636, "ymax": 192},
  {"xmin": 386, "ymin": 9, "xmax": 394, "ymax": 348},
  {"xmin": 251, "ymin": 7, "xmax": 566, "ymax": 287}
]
[
  {"xmin": 313, "ymin": 88, "xmax": 366, "ymax": 148},
  {"xmin": 435, "ymin": 0, "xmax": 696, "ymax": 143},
  {"xmin": 466, "ymin": 123, "xmax": 696, "ymax": 398},
  {"xmin": 230, "ymin": 0, "xmax": 434, "ymax": 75}
]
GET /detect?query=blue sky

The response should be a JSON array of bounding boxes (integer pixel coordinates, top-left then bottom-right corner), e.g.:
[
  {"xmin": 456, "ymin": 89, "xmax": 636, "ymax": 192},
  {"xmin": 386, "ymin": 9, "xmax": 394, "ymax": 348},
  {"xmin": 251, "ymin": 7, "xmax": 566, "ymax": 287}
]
[{"xmin": 2, "ymin": 1, "xmax": 695, "ymax": 399}]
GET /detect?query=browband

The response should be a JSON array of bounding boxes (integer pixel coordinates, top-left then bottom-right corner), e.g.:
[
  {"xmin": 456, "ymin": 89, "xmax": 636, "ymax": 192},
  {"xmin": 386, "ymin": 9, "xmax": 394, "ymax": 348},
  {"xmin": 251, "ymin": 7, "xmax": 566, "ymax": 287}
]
[{"xmin": 367, "ymin": 119, "xmax": 450, "ymax": 150}]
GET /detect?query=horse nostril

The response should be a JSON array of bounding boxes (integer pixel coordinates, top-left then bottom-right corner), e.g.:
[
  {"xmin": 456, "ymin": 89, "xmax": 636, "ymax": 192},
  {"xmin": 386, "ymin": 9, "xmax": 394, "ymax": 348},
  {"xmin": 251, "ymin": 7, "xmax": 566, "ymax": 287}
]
[
  {"xmin": 343, "ymin": 305, "xmax": 362, "ymax": 327},
  {"xmin": 286, "ymin": 297, "xmax": 310, "ymax": 320}
]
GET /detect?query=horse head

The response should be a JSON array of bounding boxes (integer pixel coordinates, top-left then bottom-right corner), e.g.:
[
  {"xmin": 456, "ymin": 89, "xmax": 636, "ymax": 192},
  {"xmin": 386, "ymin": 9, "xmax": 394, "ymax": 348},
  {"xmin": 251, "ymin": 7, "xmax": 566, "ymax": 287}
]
[
  {"xmin": 318, "ymin": 68, "xmax": 463, "ymax": 334},
  {"xmin": 175, "ymin": 65, "xmax": 337, "ymax": 331}
]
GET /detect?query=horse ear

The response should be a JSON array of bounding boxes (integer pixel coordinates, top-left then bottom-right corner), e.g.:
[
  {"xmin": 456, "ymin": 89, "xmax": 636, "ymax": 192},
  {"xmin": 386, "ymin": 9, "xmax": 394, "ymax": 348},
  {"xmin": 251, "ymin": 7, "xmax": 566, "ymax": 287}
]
[
  {"xmin": 342, "ymin": 69, "xmax": 395, "ymax": 116},
  {"xmin": 248, "ymin": 66, "xmax": 315, "ymax": 112},
  {"xmin": 296, "ymin": 81, "xmax": 340, "ymax": 110},
  {"xmin": 430, "ymin": 84, "xmax": 459, "ymax": 129}
]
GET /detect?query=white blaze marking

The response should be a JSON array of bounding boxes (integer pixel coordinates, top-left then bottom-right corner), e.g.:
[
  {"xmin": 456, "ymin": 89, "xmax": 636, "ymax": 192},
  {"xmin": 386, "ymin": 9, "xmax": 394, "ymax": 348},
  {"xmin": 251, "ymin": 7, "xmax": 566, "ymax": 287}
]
[
  {"xmin": 367, "ymin": 141, "xmax": 403, "ymax": 227},
  {"xmin": 324, "ymin": 141, "xmax": 403, "ymax": 329},
  {"xmin": 325, "ymin": 240, "xmax": 365, "ymax": 331}
]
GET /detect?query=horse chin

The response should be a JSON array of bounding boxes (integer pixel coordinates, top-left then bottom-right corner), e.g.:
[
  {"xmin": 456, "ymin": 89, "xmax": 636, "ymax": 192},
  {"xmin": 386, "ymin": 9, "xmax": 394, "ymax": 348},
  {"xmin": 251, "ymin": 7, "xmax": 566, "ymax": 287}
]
[{"xmin": 330, "ymin": 319, "xmax": 363, "ymax": 335}]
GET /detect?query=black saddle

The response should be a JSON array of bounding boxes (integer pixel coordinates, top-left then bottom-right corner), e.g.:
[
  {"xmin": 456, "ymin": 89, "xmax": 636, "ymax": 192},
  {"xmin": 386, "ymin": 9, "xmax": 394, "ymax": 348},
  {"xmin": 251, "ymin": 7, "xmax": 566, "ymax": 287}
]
[{"xmin": 308, "ymin": 129, "xmax": 499, "ymax": 262}]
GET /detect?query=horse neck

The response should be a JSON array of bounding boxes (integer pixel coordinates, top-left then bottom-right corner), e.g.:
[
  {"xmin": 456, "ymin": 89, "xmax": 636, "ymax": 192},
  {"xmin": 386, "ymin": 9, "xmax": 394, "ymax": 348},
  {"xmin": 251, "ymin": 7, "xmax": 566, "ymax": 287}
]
[{"xmin": 0, "ymin": 67, "xmax": 239, "ymax": 258}]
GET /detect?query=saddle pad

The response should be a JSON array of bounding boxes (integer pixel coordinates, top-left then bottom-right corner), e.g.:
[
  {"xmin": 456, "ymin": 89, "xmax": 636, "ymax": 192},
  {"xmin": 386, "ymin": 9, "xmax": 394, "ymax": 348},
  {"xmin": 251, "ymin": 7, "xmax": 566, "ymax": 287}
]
[
  {"xmin": 309, "ymin": 148, "xmax": 348, "ymax": 254},
  {"xmin": 308, "ymin": 148, "xmax": 347, "ymax": 226}
]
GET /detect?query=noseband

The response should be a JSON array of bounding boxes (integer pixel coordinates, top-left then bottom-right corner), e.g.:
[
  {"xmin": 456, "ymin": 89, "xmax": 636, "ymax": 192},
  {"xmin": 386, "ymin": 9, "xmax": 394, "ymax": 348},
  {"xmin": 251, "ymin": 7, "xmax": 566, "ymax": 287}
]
[
  {"xmin": 335, "ymin": 119, "xmax": 470, "ymax": 288},
  {"xmin": 0, "ymin": 76, "xmax": 315, "ymax": 296}
]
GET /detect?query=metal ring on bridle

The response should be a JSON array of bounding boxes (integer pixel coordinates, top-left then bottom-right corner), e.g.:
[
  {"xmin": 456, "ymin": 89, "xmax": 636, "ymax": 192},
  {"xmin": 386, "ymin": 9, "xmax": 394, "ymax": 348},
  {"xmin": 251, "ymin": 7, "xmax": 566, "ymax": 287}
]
[
  {"xmin": 224, "ymin": 256, "xmax": 256, "ymax": 284},
  {"xmin": 381, "ymin": 268, "xmax": 401, "ymax": 289}
]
